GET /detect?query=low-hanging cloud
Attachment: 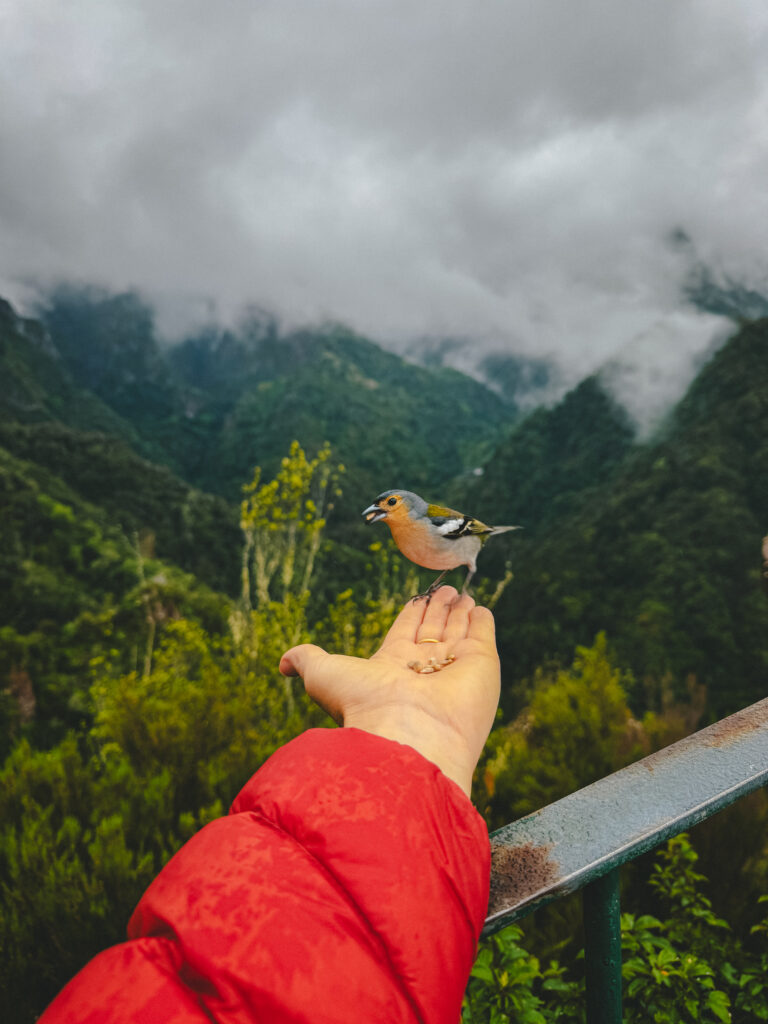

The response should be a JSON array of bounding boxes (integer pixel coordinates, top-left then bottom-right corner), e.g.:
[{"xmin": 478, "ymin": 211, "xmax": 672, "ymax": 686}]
[{"xmin": 1, "ymin": 0, "xmax": 767, "ymax": 413}]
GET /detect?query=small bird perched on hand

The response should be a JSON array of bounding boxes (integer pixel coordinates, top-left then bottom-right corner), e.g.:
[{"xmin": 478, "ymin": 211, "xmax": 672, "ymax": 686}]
[{"xmin": 362, "ymin": 489, "xmax": 520, "ymax": 601}]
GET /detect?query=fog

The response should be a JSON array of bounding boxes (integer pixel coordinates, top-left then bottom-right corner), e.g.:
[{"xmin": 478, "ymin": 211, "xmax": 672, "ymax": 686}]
[{"xmin": 2, "ymin": 1, "xmax": 767, "ymax": 417}]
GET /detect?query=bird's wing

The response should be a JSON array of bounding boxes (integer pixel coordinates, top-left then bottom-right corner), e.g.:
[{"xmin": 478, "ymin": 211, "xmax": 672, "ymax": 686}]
[{"xmin": 426, "ymin": 504, "xmax": 491, "ymax": 538}]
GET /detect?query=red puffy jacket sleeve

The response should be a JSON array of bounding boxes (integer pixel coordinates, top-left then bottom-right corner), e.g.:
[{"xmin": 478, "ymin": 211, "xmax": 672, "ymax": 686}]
[{"xmin": 40, "ymin": 728, "xmax": 491, "ymax": 1024}]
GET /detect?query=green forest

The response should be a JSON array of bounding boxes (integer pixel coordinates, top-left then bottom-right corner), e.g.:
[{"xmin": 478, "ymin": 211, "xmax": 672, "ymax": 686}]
[{"xmin": 1, "ymin": 289, "xmax": 767, "ymax": 1022}]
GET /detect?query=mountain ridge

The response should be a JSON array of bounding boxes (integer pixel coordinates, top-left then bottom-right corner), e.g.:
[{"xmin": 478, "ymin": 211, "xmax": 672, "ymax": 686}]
[
  {"xmin": 36, "ymin": 288, "xmax": 517, "ymax": 509},
  {"xmin": 492, "ymin": 317, "xmax": 768, "ymax": 717}
]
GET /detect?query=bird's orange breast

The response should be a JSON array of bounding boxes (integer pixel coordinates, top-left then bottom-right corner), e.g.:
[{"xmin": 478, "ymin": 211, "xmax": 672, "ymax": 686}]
[{"xmin": 385, "ymin": 515, "xmax": 464, "ymax": 571}]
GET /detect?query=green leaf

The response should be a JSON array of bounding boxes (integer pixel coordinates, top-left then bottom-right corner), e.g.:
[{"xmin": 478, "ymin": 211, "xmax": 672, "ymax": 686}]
[
  {"xmin": 705, "ymin": 989, "xmax": 731, "ymax": 1023},
  {"xmin": 470, "ymin": 963, "xmax": 494, "ymax": 984}
]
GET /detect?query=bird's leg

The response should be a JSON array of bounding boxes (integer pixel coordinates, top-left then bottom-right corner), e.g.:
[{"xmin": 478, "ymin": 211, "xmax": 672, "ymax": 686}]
[
  {"xmin": 460, "ymin": 567, "xmax": 475, "ymax": 597},
  {"xmin": 411, "ymin": 570, "xmax": 449, "ymax": 604}
]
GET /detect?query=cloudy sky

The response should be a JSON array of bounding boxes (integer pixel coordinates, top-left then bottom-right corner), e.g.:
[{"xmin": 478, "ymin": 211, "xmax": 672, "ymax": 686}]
[{"xmin": 2, "ymin": 1, "xmax": 767, "ymax": 413}]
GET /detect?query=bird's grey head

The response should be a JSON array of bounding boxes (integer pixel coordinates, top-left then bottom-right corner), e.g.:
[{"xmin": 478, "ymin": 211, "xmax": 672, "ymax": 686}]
[{"xmin": 361, "ymin": 489, "xmax": 427, "ymax": 523}]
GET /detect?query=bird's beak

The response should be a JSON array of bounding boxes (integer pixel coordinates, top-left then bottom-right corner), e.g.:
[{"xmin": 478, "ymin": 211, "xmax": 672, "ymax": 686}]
[{"xmin": 362, "ymin": 503, "xmax": 387, "ymax": 524}]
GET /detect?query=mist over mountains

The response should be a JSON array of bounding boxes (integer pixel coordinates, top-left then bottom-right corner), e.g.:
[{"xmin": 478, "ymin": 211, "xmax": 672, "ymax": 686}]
[
  {"xmin": 3, "ymin": 1, "xmax": 767, "ymax": 489},
  {"xmin": 2, "ymin": 283, "xmax": 766, "ymax": 729},
  {"xmin": 13, "ymin": 234, "xmax": 764, "ymax": 440},
  {"xmin": 30, "ymin": 286, "xmax": 512, "ymax": 509}
]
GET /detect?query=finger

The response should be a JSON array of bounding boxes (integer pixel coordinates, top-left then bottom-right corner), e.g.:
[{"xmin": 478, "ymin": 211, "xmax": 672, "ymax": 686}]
[
  {"xmin": 416, "ymin": 585, "xmax": 457, "ymax": 642},
  {"xmin": 466, "ymin": 605, "xmax": 497, "ymax": 648},
  {"xmin": 442, "ymin": 592, "xmax": 475, "ymax": 647},
  {"xmin": 380, "ymin": 597, "xmax": 428, "ymax": 648},
  {"xmin": 279, "ymin": 643, "xmax": 330, "ymax": 678}
]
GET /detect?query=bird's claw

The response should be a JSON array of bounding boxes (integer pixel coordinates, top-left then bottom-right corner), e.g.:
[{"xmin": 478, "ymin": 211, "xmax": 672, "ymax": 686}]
[{"xmin": 410, "ymin": 581, "xmax": 447, "ymax": 604}]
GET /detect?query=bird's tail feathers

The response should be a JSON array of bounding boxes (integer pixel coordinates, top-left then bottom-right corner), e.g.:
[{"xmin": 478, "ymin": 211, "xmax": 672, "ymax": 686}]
[{"xmin": 489, "ymin": 524, "xmax": 522, "ymax": 535}]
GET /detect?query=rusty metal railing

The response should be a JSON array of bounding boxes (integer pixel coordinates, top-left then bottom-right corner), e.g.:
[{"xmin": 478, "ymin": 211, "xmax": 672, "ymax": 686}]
[{"xmin": 484, "ymin": 695, "xmax": 768, "ymax": 1024}]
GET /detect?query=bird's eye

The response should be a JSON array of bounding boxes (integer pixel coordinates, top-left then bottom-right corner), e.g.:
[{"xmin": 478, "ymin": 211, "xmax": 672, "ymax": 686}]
[{"xmin": 387, "ymin": 496, "xmax": 398, "ymax": 506}]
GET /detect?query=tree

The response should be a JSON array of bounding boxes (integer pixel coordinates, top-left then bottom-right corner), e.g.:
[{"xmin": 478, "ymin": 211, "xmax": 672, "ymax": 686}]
[
  {"xmin": 482, "ymin": 634, "xmax": 646, "ymax": 826},
  {"xmin": 239, "ymin": 440, "xmax": 342, "ymax": 612}
]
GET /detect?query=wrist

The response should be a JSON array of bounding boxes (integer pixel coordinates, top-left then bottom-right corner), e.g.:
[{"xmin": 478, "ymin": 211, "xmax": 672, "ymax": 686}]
[{"xmin": 343, "ymin": 705, "xmax": 476, "ymax": 798}]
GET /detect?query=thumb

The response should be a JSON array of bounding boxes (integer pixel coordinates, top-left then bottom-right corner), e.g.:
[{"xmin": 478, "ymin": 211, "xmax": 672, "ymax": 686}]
[
  {"xmin": 280, "ymin": 643, "xmax": 345, "ymax": 725},
  {"xmin": 279, "ymin": 643, "xmax": 330, "ymax": 679}
]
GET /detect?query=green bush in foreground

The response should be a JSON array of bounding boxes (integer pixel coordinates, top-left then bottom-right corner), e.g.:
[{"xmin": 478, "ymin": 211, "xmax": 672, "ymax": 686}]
[{"xmin": 463, "ymin": 835, "xmax": 768, "ymax": 1024}]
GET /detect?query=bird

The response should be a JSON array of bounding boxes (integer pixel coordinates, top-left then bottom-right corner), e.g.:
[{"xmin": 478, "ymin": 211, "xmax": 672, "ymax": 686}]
[{"xmin": 361, "ymin": 489, "xmax": 520, "ymax": 601}]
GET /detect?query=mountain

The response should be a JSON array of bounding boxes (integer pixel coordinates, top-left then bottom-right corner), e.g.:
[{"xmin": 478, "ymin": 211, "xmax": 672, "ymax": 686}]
[
  {"xmin": 403, "ymin": 335, "xmax": 557, "ymax": 411},
  {"xmin": 0, "ymin": 298, "xmax": 141, "ymax": 444},
  {"xmin": 669, "ymin": 228, "xmax": 768, "ymax": 322},
  {"xmin": 461, "ymin": 374, "xmax": 637, "ymax": 531},
  {"xmin": 38, "ymin": 289, "xmax": 516, "ymax": 522},
  {"xmin": 0, "ymin": 288, "xmax": 519, "ymax": 752},
  {"xmin": 0, "ymin": 298, "xmax": 240, "ymax": 594},
  {"xmin": 489, "ymin": 318, "xmax": 768, "ymax": 718},
  {"xmin": 686, "ymin": 266, "xmax": 768, "ymax": 323},
  {"xmin": 5, "ymin": 285, "xmax": 767, "ymax": 1024},
  {"xmin": 37, "ymin": 287, "xmax": 210, "ymax": 475},
  {"xmin": 0, "ymin": 439, "xmax": 228, "ymax": 752},
  {"xmin": 1, "ymin": 285, "xmax": 521, "ymax": 604},
  {"xmin": 476, "ymin": 351, "xmax": 557, "ymax": 409},
  {"xmin": 0, "ymin": 297, "xmax": 239, "ymax": 751},
  {"xmin": 169, "ymin": 320, "xmax": 515, "ymax": 507},
  {"xmin": 5, "ymin": 286, "xmax": 767, "ymax": 731},
  {"xmin": 0, "ymin": 422, "xmax": 240, "ymax": 595}
]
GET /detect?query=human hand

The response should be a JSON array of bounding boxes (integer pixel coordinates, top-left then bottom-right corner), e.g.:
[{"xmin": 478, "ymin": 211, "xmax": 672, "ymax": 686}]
[{"xmin": 279, "ymin": 587, "xmax": 500, "ymax": 797}]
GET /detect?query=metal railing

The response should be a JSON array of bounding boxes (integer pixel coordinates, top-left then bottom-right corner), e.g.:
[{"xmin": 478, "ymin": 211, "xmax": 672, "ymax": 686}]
[{"xmin": 484, "ymin": 695, "xmax": 768, "ymax": 1023}]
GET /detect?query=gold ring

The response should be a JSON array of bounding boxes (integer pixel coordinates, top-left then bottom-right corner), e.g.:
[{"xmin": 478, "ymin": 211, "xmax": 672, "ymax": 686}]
[{"xmin": 417, "ymin": 638, "xmax": 441, "ymax": 644}]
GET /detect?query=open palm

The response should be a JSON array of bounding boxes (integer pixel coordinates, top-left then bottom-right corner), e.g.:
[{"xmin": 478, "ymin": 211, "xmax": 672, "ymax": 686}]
[{"xmin": 280, "ymin": 587, "xmax": 500, "ymax": 796}]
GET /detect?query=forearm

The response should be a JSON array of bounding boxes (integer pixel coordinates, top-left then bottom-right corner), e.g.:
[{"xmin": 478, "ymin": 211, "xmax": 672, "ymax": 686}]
[{"xmin": 40, "ymin": 729, "xmax": 491, "ymax": 1024}]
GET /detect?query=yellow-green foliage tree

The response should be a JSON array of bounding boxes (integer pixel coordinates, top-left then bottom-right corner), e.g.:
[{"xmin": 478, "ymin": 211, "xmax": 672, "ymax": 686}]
[{"xmin": 240, "ymin": 440, "xmax": 339, "ymax": 608}]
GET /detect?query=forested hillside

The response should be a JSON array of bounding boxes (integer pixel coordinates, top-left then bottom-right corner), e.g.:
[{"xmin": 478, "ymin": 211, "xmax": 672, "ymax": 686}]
[
  {"xmin": 0, "ymin": 298, "xmax": 140, "ymax": 443},
  {"xmin": 482, "ymin": 318, "xmax": 768, "ymax": 718},
  {"xmin": 463, "ymin": 374, "xmax": 637, "ymax": 530},
  {"xmin": 1, "ymin": 290, "xmax": 767, "ymax": 1021},
  {"xmin": 39, "ymin": 288, "xmax": 514, "ymax": 513}
]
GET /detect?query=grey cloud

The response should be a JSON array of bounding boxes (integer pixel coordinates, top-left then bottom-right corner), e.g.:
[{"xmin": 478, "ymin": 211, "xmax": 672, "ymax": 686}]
[{"xmin": 1, "ymin": 0, "xmax": 767, "ymax": 417}]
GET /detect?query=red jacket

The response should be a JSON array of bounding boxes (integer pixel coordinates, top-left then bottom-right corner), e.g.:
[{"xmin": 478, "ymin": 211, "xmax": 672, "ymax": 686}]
[{"xmin": 40, "ymin": 728, "xmax": 491, "ymax": 1023}]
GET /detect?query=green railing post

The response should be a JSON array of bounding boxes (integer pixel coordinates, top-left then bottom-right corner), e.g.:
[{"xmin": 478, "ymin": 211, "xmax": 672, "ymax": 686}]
[{"xmin": 583, "ymin": 868, "xmax": 622, "ymax": 1024}]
